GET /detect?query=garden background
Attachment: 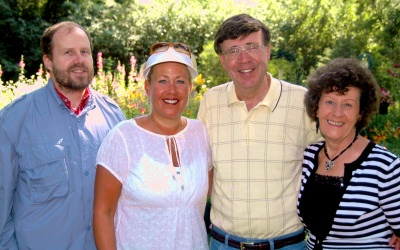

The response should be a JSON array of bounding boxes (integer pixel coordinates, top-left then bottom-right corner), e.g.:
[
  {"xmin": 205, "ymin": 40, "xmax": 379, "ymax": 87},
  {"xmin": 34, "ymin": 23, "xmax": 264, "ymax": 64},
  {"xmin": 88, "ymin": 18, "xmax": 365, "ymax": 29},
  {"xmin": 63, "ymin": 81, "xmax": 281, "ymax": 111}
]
[{"xmin": 0, "ymin": 0, "xmax": 399, "ymax": 155}]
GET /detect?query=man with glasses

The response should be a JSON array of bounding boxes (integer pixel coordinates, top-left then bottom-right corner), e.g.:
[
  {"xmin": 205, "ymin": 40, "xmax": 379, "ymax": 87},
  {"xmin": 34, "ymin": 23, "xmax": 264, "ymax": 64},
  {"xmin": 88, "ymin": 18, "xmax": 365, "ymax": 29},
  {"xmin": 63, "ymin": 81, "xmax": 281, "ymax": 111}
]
[{"xmin": 198, "ymin": 14, "xmax": 321, "ymax": 249}]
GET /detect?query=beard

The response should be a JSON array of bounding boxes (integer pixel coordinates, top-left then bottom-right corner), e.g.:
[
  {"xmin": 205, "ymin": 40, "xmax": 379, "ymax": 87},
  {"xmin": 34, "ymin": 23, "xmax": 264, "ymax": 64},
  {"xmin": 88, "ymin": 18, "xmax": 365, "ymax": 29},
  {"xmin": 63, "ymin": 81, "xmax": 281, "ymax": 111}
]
[{"xmin": 52, "ymin": 63, "xmax": 94, "ymax": 92}]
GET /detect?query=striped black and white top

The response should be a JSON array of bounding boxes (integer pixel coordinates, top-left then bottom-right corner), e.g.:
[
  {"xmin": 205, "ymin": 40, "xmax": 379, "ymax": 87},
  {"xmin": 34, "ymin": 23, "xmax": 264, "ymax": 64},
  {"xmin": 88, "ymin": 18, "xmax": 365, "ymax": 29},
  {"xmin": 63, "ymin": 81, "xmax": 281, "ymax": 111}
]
[{"xmin": 298, "ymin": 141, "xmax": 400, "ymax": 249}]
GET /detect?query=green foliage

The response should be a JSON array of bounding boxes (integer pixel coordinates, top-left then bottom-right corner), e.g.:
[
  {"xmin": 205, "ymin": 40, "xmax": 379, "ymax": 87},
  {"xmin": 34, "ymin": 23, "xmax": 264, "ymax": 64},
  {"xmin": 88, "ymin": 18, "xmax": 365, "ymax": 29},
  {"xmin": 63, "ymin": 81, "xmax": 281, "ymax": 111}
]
[
  {"xmin": 1, "ymin": 0, "xmax": 399, "ymax": 151},
  {"xmin": 0, "ymin": 0, "xmax": 48, "ymax": 81},
  {"xmin": 42, "ymin": 0, "xmax": 72, "ymax": 23},
  {"xmin": 362, "ymin": 102, "xmax": 400, "ymax": 156},
  {"xmin": 276, "ymin": 0, "xmax": 400, "ymax": 81},
  {"xmin": 269, "ymin": 57, "xmax": 307, "ymax": 86},
  {"xmin": 2, "ymin": 0, "xmax": 399, "ymax": 89},
  {"xmin": 197, "ymin": 41, "xmax": 230, "ymax": 88},
  {"xmin": 87, "ymin": 0, "xmax": 223, "ymax": 80}
]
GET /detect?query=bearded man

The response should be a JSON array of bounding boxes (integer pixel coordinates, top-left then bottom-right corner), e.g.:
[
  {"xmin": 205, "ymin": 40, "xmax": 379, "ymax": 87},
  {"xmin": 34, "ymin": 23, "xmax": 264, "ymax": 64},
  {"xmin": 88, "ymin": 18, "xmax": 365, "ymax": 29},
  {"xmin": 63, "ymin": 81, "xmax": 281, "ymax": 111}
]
[{"xmin": 0, "ymin": 21, "xmax": 126, "ymax": 249}]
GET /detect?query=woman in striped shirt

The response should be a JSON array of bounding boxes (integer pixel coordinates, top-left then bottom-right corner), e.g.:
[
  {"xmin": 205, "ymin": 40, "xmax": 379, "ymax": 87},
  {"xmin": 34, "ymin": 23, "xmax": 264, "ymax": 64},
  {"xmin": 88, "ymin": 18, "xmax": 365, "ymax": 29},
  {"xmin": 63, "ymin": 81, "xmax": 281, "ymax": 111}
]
[{"xmin": 298, "ymin": 58, "xmax": 400, "ymax": 249}]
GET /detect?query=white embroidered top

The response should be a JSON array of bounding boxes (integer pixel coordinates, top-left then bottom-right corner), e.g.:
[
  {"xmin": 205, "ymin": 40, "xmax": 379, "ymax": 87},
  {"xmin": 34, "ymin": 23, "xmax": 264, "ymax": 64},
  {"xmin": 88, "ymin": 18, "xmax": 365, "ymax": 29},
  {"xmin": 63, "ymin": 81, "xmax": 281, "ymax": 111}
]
[{"xmin": 96, "ymin": 118, "xmax": 211, "ymax": 250}]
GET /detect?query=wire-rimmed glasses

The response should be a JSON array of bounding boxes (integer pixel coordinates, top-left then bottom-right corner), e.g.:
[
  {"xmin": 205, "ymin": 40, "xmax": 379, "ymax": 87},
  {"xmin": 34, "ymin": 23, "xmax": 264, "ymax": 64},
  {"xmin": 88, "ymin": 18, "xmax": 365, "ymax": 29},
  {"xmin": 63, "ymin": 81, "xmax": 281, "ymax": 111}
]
[{"xmin": 221, "ymin": 44, "xmax": 266, "ymax": 60}]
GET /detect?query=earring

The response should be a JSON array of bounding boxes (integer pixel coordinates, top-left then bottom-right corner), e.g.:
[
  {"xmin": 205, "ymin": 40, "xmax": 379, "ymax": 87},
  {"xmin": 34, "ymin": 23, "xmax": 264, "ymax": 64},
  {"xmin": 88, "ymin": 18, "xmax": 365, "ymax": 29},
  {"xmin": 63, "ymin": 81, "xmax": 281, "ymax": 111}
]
[{"xmin": 316, "ymin": 119, "xmax": 319, "ymax": 133}]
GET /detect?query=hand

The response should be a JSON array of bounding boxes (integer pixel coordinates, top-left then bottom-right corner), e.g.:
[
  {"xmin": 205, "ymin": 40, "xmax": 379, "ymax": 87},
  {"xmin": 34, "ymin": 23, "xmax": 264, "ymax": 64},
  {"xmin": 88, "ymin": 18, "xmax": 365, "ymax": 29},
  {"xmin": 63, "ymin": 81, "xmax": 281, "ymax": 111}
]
[{"xmin": 389, "ymin": 234, "xmax": 400, "ymax": 250}]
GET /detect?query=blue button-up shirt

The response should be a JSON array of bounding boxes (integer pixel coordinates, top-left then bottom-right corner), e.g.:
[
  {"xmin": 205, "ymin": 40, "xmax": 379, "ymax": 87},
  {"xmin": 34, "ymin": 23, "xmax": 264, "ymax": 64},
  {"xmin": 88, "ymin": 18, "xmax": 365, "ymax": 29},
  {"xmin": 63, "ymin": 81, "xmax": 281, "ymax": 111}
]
[{"xmin": 0, "ymin": 80, "xmax": 126, "ymax": 249}]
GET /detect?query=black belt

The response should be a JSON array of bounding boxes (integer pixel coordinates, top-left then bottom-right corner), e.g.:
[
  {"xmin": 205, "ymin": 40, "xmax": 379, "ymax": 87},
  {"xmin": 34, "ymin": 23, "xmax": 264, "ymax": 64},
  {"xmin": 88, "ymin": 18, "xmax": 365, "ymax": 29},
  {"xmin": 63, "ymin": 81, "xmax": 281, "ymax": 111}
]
[{"xmin": 210, "ymin": 229, "xmax": 305, "ymax": 250}]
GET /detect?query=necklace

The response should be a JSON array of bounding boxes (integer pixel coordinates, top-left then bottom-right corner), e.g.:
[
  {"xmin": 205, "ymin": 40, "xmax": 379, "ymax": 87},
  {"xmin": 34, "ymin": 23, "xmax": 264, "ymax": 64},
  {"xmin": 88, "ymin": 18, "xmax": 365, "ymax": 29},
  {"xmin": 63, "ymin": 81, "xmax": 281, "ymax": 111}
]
[{"xmin": 324, "ymin": 133, "xmax": 358, "ymax": 171}]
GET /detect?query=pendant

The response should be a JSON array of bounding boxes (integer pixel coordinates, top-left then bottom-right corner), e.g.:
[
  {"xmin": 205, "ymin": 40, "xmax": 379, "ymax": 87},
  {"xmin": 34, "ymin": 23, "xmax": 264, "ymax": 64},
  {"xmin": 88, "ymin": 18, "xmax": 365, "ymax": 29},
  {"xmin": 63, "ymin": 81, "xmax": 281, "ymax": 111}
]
[{"xmin": 325, "ymin": 160, "xmax": 334, "ymax": 171}]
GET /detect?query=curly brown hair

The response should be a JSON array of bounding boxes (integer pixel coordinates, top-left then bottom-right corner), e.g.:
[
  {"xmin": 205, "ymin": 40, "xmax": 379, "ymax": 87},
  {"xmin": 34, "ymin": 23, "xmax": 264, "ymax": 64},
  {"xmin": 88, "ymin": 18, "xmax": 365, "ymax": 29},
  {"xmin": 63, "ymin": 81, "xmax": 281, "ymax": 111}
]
[{"xmin": 305, "ymin": 58, "xmax": 380, "ymax": 132}]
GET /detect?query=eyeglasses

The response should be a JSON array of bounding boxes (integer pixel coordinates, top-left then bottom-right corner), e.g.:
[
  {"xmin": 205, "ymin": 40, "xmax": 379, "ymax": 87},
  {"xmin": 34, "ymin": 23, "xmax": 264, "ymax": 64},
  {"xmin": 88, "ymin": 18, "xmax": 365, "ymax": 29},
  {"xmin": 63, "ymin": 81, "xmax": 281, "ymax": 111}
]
[
  {"xmin": 221, "ymin": 44, "xmax": 266, "ymax": 60},
  {"xmin": 150, "ymin": 42, "xmax": 191, "ymax": 58}
]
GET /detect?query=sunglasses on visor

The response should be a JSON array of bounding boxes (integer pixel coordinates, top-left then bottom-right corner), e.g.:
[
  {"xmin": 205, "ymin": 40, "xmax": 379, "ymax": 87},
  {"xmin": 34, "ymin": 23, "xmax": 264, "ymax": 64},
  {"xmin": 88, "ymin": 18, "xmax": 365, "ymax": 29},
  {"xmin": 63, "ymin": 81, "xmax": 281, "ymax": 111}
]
[{"xmin": 149, "ymin": 42, "xmax": 191, "ymax": 58}]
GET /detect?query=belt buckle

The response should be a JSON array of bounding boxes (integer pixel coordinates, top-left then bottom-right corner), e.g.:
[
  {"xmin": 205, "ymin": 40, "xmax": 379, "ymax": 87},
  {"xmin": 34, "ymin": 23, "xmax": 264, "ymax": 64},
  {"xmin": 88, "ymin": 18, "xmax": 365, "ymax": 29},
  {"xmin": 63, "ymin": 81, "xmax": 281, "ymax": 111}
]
[{"xmin": 240, "ymin": 242, "xmax": 254, "ymax": 249}]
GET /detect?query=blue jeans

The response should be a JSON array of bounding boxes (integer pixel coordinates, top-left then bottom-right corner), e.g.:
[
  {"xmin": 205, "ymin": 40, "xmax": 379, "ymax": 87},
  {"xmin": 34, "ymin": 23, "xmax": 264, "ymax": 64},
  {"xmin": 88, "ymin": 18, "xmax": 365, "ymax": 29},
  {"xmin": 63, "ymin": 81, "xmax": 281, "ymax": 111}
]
[{"xmin": 209, "ymin": 226, "xmax": 306, "ymax": 250}]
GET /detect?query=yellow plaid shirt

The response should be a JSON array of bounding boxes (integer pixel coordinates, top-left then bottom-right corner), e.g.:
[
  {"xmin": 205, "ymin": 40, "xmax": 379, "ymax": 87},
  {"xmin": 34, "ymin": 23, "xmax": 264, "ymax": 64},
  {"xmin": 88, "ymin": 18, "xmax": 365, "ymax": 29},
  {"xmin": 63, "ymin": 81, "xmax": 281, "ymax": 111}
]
[{"xmin": 198, "ymin": 74, "xmax": 321, "ymax": 238}]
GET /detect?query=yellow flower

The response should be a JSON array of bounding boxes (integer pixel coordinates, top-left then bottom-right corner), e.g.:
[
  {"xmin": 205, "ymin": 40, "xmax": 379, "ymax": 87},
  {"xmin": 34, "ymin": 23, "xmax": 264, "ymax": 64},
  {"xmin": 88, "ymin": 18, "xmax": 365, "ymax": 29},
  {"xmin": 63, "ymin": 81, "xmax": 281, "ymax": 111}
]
[{"xmin": 194, "ymin": 74, "xmax": 205, "ymax": 86}]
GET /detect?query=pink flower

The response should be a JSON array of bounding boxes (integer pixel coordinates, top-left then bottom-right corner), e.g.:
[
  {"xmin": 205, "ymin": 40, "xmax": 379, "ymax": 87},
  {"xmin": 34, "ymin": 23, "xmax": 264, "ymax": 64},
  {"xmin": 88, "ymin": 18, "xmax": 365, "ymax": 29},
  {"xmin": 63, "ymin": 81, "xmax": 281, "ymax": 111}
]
[
  {"xmin": 116, "ymin": 64, "xmax": 125, "ymax": 75},
  {"xmin": 380, "ymin": 88, "xmax": 393, "ymax": 104},
  {"xmin": 97, "ymin": 52, "xmax": 103, "ymax": 69},
  {"xmin": 19, "ymin": 61, "xmax": 25, "ymax": 69}
]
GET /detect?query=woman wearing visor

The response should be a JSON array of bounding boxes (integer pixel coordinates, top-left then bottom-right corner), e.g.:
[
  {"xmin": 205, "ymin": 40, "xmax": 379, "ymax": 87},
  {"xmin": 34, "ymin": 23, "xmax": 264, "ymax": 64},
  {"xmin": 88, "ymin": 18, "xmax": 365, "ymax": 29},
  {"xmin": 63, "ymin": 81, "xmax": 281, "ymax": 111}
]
[{"xmin": 93, "ymin": 42, "xmax": 211, "ymax": 250}]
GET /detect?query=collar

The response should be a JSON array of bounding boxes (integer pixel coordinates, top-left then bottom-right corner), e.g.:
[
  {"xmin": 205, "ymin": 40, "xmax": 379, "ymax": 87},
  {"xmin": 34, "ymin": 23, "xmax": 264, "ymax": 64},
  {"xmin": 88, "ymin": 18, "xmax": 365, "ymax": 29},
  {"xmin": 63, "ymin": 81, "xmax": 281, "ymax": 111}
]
[
  {"xmin": 227, "ymin": 73, "xmax": 282, "ymax": 111},
  {"xmin": 53, "ymin": 84, "xmax": 90, "ymax": 115}
]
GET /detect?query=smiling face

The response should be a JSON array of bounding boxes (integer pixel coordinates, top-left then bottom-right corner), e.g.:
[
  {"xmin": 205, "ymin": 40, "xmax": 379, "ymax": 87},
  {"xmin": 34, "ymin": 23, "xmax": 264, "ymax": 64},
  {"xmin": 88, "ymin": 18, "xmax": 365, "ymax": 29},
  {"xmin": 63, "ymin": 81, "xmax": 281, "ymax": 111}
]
[
  {"xmin": 218, "ymin": 30, "xmax": 270, "ymax": 92},
  {"xmin": 43, "ymin": 27, "xmax": 94, "ymax": 92},
  {"xmin": 145, "ymin": 62, "xmax": 192, "ymax": 119},
  {"xmin": 317, "ymin": 87, "xmax": 361, "ymax": 143}
]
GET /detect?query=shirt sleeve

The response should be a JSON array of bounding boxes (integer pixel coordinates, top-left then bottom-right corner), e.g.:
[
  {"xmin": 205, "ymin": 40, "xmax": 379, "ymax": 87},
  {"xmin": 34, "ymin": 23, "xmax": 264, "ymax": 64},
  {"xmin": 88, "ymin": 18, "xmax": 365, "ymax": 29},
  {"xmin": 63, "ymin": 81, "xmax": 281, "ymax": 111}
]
[
  {"xmin": 203, "ymin": 123, "xmax": 212, "ymax": 171},
  {"xmin": 196, "ymin": 97, "xmax": 212, "ymax": 171},
  {"xmin": 197, "ymin": 88, "xmax": 209, "ymax": 124},
  {"xmin": 379, "ymin": 156, "xmax": 400, "ymax": 236},
  {"xmin": 0, "ymin": 108, "xmax": 19, "ymax": 249},
  {"xmin": 96, "ymin": 122, "xmax": 130, "ymax": 183}
]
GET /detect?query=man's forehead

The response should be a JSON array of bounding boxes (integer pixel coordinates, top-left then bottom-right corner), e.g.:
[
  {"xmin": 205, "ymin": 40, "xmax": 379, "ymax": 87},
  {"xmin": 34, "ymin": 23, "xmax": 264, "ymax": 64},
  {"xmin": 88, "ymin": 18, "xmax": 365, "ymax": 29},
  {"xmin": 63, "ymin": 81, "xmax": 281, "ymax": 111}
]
[{"xmin": 53, "ymin": 27, "xmax": 90, "ymax": 48}]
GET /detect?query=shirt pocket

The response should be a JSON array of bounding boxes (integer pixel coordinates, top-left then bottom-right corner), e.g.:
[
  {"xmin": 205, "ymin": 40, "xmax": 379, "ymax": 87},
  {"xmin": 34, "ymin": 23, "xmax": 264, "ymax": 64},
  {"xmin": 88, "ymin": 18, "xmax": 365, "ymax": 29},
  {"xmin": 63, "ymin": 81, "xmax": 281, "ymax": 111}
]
[{"xmin": 20, "ymin": 143, "xmax": 69, "ymax": 203}]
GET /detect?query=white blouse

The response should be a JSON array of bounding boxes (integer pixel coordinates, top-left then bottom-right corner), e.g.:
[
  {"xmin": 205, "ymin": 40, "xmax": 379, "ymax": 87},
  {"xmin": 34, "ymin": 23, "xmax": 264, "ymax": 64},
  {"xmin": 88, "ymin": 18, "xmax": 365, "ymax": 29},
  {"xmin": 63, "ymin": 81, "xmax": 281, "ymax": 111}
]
[{"xmin": 96, "ymin": 118, "xmax": 211, "ymax": 250}]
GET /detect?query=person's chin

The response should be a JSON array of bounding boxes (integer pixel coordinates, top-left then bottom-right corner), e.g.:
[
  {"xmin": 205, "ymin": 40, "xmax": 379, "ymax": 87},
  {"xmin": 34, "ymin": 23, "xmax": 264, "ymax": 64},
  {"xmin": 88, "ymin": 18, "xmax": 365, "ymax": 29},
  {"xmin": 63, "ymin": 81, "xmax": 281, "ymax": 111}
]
[
  {"xmin": 323, "ymin": 133, "xmax": 342, "ymax": 142},
  {"xmin": 68, "ymin": 81, "xmax": 90, "ymax": 91},
  {"xmin": 164, "ymin": 111, "xmax": 183, "ymax": 118}
]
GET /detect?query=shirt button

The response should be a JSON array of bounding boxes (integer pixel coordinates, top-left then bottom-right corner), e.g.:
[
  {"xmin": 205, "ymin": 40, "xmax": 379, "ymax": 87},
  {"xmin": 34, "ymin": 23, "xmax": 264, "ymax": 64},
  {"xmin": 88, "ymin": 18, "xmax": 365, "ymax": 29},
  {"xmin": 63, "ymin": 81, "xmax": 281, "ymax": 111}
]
[
  {"xmin": 87, "ymin": 225, "xmax": 91, "ymax": 231},
  {"xmin": 84, "ymin": 171, "xmax": 89, "ymax": 176}
]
